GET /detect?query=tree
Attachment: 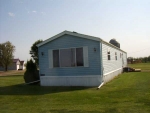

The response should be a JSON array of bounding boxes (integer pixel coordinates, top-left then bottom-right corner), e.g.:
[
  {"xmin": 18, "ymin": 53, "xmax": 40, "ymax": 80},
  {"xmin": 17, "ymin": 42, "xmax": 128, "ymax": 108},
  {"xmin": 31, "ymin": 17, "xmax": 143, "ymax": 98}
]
[
  {"xmin": 127, "ymin": 57, "xmax": 133, "ymax": 64},
  {"xmin": 143, "ymin": 57, "xmax": 148, "ymax": 63},
  {"xmin": 148, "ymin": 56, "xmax": 150, "ymax": 62},
  {"xmin": 24, "ymin": 59, "xmax": 39, "ymax": 83},
  {"xmin": 30, "ymin": 40, "xmax": 43, "ymax": 66},
  {"xmin": 0, "ymin": 41, "xmax": 15, "ymax": 71}
]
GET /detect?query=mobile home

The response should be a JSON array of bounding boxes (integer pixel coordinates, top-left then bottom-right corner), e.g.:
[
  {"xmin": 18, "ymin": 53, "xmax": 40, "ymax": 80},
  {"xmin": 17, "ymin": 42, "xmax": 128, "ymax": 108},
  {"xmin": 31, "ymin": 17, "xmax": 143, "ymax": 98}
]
[{"xmin": 37, "ymin": 31, "xmax": 127, "ymax": 86}]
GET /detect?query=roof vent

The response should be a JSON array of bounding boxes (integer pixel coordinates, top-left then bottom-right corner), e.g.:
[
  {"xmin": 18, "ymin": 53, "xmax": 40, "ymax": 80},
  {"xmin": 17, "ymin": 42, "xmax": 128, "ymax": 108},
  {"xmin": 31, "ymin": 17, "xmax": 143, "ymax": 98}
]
[
  {"xmin": 73, "ymin": 31, "xmax": 77, "ymax": 33},
  {"xmin": 109, "ymin": 38, "xmax": 120, "ymax": 48}
]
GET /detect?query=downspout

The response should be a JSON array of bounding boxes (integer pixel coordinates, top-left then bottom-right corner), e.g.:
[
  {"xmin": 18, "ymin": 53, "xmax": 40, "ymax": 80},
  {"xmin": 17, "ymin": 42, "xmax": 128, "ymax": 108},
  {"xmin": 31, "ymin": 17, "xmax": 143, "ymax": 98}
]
[
  {"xmin": 24, "ymin": 80, "xmax": 40, "ymax": 85},
  {"xmin": 97, "ymin": 82, "xmax": 104, "ymax": 89},
  {"xmin": 97, "ymin": 41, "xmax": 104, "ymax": 89}
]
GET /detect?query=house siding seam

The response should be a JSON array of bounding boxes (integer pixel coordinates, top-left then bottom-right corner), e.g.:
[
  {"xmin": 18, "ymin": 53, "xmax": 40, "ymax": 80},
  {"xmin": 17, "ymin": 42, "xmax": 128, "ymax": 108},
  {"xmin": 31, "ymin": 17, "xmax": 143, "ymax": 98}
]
[
  {"xmin": 102, "ymin": 42, "xmax": 127, "ymax": 75},
  {"xmin": 39, "ymin": 34, "xmax": 101, "ymax": 77}
]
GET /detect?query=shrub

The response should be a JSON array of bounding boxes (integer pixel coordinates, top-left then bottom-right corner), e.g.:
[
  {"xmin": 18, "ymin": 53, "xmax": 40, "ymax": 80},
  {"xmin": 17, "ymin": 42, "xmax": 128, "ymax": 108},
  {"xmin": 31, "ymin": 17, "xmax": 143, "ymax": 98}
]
[{"xmin": 24, "ymin": 59, "xmax": 39, "ymax": 83}]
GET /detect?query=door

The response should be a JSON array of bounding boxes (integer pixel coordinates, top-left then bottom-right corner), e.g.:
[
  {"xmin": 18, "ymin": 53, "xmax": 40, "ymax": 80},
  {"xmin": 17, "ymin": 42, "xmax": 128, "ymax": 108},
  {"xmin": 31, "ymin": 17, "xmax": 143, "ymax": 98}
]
[{"xmin": 17, "ymin": 65, "xmax": 19, "ymax": 70}]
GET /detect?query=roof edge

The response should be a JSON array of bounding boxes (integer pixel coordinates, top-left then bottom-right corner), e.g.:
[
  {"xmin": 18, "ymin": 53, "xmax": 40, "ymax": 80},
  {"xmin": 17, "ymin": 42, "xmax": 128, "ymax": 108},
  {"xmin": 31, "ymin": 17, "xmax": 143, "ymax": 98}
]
[
  {"xmin": 101, "ymin": 40, "xmax": 127, "ymax": 53},
  {"xmin": 36, "ymin": 30, "xmax": 126, "ymax": 53},
  {"xmin": 37, "ymin": 31, "xmax": 67, "ymax": 47},
  {"xmin": 36, "ymin": 30, "xmax": 102, "ymax": 47}
]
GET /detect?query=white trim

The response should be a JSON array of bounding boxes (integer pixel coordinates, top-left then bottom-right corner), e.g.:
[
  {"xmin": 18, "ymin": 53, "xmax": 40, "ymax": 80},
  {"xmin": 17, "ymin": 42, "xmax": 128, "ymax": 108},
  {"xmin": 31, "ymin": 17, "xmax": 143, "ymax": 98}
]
[
  {"xmin": 48, "ymin": 49, "xmax": 53, "ymax": 68},
  {"xmin": 52, "ymin": 46, "xmax": 84, "ymax": 51},
  {"xmin": 104, "ymin": 68, "xmax": 122, "ymax": 76},
  {"xmin": 83, "ymin": 46, "xmax": 89, "ymax": 67},
  {"xmin": 97, "ymin": 82, "xmax": 104, "ymax": 89},
  {"xmin": 100, "ymin": 42, "xmax": 104, "ymax": 80},
  {"xmin": 24, "ymin": 80, "xmax": 40, "ymax": 85},
  {"xmin": 52, "ymin": 47, "xmax": 84, "ymax": 68},
  {"xmin": 75, "ymin": 48, "xmax": 77, "ymax": 67}
]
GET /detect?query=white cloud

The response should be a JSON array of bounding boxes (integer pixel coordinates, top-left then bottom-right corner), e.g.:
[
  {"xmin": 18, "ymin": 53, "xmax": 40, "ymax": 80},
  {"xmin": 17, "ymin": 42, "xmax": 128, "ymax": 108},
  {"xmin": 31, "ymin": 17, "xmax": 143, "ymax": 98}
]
[
  {"xmin": 32, "ymin": 11, "xmax": 37, "ymax": 13},
  {"xmin": 41, "ymin": 12, "xmax": 46, "ymax": 15},
  {"xmin": 8, "ymin": 12, "xmax": 15, "ymax": 17}
]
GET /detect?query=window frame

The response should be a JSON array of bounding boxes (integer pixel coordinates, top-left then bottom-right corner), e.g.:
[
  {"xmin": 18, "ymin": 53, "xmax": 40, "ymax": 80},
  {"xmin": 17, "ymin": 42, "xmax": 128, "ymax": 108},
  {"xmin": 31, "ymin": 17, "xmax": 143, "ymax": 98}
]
[
  {"xmin": 107, "ymin": 50, "xmax": 111, "ymax": 60},
  {"xmin": 52, "ymin": 47, "xmax": 84, "ymax": 68},
  {"xmin": 115, "ymin": 52, "xmax": 117, "ymax": 60}
]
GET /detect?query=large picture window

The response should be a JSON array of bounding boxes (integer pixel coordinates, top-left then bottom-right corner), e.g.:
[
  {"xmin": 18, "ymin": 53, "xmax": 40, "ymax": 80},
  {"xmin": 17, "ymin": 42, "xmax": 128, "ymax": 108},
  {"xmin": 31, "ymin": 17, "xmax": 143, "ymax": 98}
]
[
  {"xmin": 60, "ymin": 48, "xmax": 75, "ymax": 67},
  {"xmin": 53, "ymin": 47, "xmax": 84, "ymax": 67}
]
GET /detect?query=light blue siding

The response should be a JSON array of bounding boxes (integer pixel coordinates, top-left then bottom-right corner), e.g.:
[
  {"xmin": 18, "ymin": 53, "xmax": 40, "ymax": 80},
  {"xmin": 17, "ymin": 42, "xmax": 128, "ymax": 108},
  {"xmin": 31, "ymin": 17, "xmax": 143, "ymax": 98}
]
[{"xmin": 39, "ymin": 34, "xmax": 101, "ymax": 76}]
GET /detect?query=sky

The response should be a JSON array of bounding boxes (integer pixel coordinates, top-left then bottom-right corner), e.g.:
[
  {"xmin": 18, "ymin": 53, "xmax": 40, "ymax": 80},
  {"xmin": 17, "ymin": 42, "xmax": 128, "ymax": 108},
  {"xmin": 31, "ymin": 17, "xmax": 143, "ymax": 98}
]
[{"xmin": 0, "ymin": 0, "xmax": 150, "ymax": 62}]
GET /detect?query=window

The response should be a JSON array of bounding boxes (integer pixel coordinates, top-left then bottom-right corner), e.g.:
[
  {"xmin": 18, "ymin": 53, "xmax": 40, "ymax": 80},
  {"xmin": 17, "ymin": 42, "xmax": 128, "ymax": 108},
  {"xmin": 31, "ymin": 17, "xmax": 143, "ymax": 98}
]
[
  {"xmin": 76, "ymin": 48, "xmax": 83, "ymax": 66},
  {"xmin": 53, "ymin": 50, "xmax": 59, "ymax": 67},
  {"xmin": 53, "ymin": 47, "xmax": 84, "ymax": 67},
  {"xmin": 60, "ymin": 48, "xmax": 75, "ymax": 67},
  {"xmin": 107, "ymin": 49, "xmax": 111, "ymax": 60},
  {"xmin": 115, "ymin": 52, "xmax": 117, "ymax": 60}
]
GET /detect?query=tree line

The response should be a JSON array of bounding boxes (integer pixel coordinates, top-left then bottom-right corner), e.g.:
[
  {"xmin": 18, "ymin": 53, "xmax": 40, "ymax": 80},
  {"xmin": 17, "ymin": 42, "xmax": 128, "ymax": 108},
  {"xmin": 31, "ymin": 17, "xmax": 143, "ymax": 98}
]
[{"xmin": 128, "ymin": 56, "xmax": 150, "ymax": 63}]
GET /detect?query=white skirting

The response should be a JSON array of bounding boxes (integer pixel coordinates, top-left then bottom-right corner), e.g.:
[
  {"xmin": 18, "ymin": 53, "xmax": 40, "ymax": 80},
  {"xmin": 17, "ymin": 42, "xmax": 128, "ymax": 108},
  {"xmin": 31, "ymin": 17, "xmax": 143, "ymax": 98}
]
[
  {"xmin": 40, "ymin": 68, "xmax": 123, "ymax": 86},
  {"xmin": 40, "ymin": 75, "xmax": 102, "ymax": 86},
  {"xmin": 103, "ymin": 68, "xmax": 123, "ymax": 83}
]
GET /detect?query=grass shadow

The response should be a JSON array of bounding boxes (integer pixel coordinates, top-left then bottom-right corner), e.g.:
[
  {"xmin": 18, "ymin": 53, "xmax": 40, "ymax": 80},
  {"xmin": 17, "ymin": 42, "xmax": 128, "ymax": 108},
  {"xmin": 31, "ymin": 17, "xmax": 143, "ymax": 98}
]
[
  {"xmin": 0, "ymin": 83, "xmax": 91, "ymax": 96},
  {"xmin": 49, "ymin": 109, "xmax": 105, "ymax": 113},
  {"xmin": 0, "ymin": 75, "xmax": 23, "ymax": 77}
]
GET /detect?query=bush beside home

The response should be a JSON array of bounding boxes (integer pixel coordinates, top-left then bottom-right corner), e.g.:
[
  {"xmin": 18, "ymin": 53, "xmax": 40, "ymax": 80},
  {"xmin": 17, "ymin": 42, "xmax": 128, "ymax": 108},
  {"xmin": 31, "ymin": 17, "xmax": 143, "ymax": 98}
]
[{"xmin": 24, "ymin": 59, "xmax": 39, "ymax": 83}]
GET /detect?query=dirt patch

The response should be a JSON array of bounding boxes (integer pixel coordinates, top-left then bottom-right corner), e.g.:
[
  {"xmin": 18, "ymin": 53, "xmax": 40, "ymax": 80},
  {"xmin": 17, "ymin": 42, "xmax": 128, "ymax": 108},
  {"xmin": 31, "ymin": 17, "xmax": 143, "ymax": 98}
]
[
  {"xmin": 0, "ymin": 70, "xmax": 25, "ymax": 76},
  {"xmin": 141, "ymin": 70, "xmax": 150, "ymax": 72}
]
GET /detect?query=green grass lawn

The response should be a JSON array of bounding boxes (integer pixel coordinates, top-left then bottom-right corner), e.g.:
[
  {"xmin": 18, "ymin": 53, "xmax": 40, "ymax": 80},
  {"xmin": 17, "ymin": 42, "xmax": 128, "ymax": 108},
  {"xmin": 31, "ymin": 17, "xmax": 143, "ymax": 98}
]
[
  {"xmin": 128, "ymin": 63, "xmax": 150, "ymax": 70},
  {"xmin": 0, "ymin": 72, "xmax": 150, "ymax": 113}
]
